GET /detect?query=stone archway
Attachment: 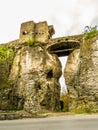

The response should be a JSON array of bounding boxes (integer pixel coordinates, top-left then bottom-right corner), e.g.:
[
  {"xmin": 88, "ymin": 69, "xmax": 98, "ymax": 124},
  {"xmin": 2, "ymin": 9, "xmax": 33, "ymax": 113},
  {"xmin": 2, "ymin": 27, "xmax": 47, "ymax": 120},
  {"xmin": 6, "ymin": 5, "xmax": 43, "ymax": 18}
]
[
  {"xmin": 47, "ymin": 40, "xmax": 80, "ymax": 92},
  {"xmin": 47, "ymin": 40, "xmax": 80, "ymax": 111},
  {"xmin": 47, "ymin": 40, "xmax": 80, "ymax": 57}
]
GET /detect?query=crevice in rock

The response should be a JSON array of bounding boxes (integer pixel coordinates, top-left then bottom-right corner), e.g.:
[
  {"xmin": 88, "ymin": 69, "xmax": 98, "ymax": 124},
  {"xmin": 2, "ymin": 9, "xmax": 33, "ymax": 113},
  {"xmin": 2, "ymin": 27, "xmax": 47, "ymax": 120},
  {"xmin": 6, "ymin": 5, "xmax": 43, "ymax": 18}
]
[{"xmin": 59, "ymin": 56, "xmax": 68, "ymax": 94}]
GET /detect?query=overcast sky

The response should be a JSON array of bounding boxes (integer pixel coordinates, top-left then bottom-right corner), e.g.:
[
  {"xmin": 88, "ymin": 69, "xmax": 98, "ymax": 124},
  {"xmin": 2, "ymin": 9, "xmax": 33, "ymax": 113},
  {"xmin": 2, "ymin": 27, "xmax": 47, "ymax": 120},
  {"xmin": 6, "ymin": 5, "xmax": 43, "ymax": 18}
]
[
  {"xmin": 0, "ymin": 0, "xmax": 98, "ymax": 43},
  {"xmin": 0, "ymin": 0, "xmax": 98, "ymax": 92}
]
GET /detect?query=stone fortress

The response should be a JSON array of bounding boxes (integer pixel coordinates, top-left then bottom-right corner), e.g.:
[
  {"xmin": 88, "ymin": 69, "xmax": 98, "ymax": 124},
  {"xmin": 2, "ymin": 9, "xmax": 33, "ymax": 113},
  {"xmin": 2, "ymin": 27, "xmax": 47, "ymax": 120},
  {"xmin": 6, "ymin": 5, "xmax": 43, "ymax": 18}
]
[{"xmin": 0, "ymin": 20, "xmax": 98, "ymax": 114}]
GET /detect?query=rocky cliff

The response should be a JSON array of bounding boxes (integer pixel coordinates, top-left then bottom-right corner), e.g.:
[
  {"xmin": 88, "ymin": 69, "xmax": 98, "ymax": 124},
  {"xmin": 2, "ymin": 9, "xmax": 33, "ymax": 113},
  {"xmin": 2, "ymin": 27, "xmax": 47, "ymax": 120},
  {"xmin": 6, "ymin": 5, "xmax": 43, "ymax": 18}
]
[
  {"xmin": 65, "ymin": 34, "xmax": 98, "ymax": 113},
  {"xmin": 0, "ymin": 21, "xmax": 62, "ymax": 114},
  {"xmin": 1, "ymin": 20, "xmax": 98, "ymax": 114},
  {"xmin": 0, "ymin": 41, "xmax": 62, "ymax": 114}
]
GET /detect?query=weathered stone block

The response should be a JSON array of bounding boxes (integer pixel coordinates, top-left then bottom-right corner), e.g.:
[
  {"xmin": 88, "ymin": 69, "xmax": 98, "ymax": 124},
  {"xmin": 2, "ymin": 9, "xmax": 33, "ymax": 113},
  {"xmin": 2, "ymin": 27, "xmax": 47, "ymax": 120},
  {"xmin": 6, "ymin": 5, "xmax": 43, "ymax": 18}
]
[
  {"xmin": 19, "ymin": 21, "xmax": 35, "ymax": 42},
  {"xmin": 35, "ymin": 21, "xmax": 49, "ymax": 43}
]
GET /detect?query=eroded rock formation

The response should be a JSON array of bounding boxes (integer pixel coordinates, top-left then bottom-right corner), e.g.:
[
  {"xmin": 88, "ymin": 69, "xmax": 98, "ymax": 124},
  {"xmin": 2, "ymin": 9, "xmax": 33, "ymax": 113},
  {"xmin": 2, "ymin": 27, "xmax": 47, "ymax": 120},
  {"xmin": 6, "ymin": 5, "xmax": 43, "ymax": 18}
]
[
  {"xmin": 0, "ymin": 20, "xmax": 98, "ymax": 114},
  {"xmin": 0, "ymin": 21, "xmax": 62, "ymax": 113},
  {"xmin": 64, "ymin": 36, "xmax": 98, "ymax": 113},
  {"xmin": 9, "ymin": 44, "xmax": 61, "ymax": 113},
  {"xmin": 77, "ymin": 37, "xmax": 98, "ymax": 112}
]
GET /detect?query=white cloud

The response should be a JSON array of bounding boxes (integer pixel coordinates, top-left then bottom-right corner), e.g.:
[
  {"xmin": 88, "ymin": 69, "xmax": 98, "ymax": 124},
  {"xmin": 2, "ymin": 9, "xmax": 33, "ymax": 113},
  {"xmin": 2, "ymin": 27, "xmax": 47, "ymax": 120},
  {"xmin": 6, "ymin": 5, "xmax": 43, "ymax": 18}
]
[
  {"xmin": 0, "ymin": 0, "xmax": 98, "ymax": 43},
  {"xmin": 0, "ymin": 0, "xmax": 98, "ymax": 91}
]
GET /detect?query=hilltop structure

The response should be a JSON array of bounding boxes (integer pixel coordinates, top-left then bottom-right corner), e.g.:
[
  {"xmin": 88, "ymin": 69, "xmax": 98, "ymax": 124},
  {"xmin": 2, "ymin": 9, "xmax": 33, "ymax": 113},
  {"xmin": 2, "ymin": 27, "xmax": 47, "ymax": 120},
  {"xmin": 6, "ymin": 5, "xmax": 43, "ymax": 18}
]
[{"xmin": 0, "ymin": 20, "xmax": 98, "ymax": 114}]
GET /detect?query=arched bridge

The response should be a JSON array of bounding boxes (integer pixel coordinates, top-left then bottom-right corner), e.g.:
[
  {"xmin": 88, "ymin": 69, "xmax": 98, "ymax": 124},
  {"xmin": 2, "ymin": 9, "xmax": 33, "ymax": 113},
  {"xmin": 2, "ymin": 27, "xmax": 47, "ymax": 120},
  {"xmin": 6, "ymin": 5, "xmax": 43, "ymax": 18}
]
[
  {"xmin": 5, "ymin": 21, "xmax": 83, "ymax": 57},
  {"xmin": 47, "ymin": 34, "xmax": 82, "ymax": 57}
]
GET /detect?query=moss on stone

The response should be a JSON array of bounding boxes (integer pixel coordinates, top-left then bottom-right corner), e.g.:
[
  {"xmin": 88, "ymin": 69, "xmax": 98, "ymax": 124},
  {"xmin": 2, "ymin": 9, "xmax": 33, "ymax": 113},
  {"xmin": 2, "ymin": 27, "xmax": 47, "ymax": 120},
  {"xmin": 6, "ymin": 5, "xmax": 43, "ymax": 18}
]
[
  {"xmin": 27, "ymin": 38, "xmax": 36, "ymax": 46},
  {"xmin": 0, "ymin": 79, "xmax": 13, "ymax": 89}
]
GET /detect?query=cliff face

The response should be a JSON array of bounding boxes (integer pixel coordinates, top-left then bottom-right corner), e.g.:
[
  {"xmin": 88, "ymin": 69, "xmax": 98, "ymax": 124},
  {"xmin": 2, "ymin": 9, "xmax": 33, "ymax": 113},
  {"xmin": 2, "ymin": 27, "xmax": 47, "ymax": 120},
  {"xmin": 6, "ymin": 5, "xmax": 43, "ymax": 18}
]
[
  {"xmin": 0, "ymin": 46, "xmax": 15, "ymax": 110},
  {"xmin": 0, "ymin": 43, "xmax": 62, "ymax": 113},
  {"xmin": 1, "ymin": 20, "xmax": 98, "ymax": 114},
  {"xmin": 78, "ymin": 38, "xmax": 98, "ymax": 112},
  {"xmin": 64, "ymin": 49, "xmax": 80, "ymax": 111},
  {"xmin": 64, "ymin": 36, "xmax": 98, "ymax": 113},
  {"xmin": 0, "ymin": 21, "xmax": 62, "ymax": 113}
]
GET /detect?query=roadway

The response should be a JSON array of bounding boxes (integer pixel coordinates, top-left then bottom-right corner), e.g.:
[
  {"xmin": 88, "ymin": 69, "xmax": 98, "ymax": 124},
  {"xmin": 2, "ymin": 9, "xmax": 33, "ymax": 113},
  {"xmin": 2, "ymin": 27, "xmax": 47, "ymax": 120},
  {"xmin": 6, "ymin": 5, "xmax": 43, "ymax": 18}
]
[{"xmin": 0, "ymin": 114, "xmax": 98, "ymax": 130}]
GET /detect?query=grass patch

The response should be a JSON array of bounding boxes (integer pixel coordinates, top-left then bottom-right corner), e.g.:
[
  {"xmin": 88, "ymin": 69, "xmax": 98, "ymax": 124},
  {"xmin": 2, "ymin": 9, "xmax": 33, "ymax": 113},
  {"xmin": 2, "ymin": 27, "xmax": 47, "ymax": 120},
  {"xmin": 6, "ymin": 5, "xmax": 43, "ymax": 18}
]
[
  {"xmin": 72, "ymin": 106, "xmax": 93, "ymax": 114},
  {"xmin": 27, "ymin": 38, "xmax": 36, "ymax": 46},
  {"xmin": 83, "ymin": 28, "xmax": 98, "ymax": 40},
  {"xmin": 37, "ymin": 110, "xmax": 49, "ymax": 114}
]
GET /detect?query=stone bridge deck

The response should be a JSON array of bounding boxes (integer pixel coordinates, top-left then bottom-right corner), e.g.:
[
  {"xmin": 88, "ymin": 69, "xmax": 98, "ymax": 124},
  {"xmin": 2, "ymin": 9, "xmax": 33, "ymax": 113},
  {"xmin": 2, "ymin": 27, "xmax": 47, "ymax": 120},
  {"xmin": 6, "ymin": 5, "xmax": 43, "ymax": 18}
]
[{"xmin": 47, "ymin": 34, "xmax": 82, "ymax": 56}]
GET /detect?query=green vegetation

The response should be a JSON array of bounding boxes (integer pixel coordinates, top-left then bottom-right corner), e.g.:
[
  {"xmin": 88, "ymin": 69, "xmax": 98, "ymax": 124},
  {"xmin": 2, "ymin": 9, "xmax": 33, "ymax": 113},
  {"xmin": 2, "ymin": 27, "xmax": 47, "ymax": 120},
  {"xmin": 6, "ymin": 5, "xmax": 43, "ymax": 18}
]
[
  {"xmin": 83, "ymin": 29, "xmax": 98, "ymax": 39},
  {"xmin": 0, "ymin": 46, "xmax": 14, "ymax": 61},
  {"xmin": 72, "ymin": 102, "xmax": 98, "ymax": 114},
  {"xmin": 83, "ymin": 26, "xmax": 98, "ymax": 39},
  {"xmin": 0, "ymin": 79, "xmax": 13, "ymax": 89},
  {"xmin": 27, "ymin": 38, "xmax": 36, "ymax": 46},
  {"xmin": 27, "ymin": 38, "xmax": 45, "ymax": 46},
  {"xmin": 37, "ymin": 110, "xmax": 49, "ymax": 114},
  {"xmin": 0, "ymin": 46, "xmax": 15, "ymax": 89},
  {"xmin": 9, "ymin": 104, "xmax": 17, "ymax": 110},
  {"xmin": 72, "ymin": 107, "xmax": 92, "ymax": 114}
]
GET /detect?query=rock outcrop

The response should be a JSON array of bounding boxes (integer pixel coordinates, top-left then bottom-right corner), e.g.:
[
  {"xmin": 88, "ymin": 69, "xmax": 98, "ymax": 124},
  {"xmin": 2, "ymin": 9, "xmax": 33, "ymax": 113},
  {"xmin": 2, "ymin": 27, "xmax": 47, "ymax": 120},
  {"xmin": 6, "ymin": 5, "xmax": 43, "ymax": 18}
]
[
  {"xmin": 0, "ymin": 21, "xmax": 62, "ymax": 113},
  {"xmin": 65, "ymin": 36, "xmax": 98, "ymax": 113},
  {"xmin": 0, "ymin": 43, "xmax": 62, "ymax": 114},
  {"xmin": 9, "ymin": 44, "xmax": 62, "ymax": 113},
  {"xmin": 1, "ymin": 20, "xmax": 98, "ymax": 114},
  {"xmin": 77, "ymin": 37, "xmax": 98, "ymax": 112},
  {"xmin": 64, "ymin": 49, "xmax": 80, "ymax": 111}
]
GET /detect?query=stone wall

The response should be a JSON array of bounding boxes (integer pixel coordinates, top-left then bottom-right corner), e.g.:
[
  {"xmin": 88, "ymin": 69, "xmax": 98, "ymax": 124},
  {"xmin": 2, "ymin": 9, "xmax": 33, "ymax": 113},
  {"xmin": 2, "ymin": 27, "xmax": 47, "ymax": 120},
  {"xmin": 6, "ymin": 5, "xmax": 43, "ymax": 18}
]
[{"xmin": 19, "ymin": 21, "xmax": 55, "ymax": 44}]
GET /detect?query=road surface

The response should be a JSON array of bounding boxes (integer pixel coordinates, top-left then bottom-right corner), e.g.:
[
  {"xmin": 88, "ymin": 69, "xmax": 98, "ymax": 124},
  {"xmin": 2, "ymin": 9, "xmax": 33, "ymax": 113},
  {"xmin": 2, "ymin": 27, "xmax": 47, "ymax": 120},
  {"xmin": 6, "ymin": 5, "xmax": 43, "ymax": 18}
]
[{"xmin": 0, "ymin": 114, "xmax": 98, "ymax": 130}]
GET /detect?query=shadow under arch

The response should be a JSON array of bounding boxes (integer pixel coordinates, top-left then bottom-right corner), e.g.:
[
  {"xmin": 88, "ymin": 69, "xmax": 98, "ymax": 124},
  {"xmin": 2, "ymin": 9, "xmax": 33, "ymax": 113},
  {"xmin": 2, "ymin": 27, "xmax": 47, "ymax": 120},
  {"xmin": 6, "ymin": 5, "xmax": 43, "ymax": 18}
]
[
  {"xmin": 47, "ymin": 40, "xmax": 80, "ymax": 93},
  {"xmin": 47, "ymin": 40, "xmax": 80, "ymax": 57}
]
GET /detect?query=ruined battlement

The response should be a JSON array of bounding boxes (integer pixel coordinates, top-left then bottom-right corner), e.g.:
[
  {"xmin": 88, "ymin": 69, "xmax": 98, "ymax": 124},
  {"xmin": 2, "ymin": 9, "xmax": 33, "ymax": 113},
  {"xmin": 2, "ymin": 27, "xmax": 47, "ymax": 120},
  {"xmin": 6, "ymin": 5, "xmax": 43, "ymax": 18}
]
[
  {"xmin": 19, "ymin": 21, "xmax": 55, "ymax": 43},
  {"xmin": 3, "ymin": 20, "xmax": 83, "ymax": 57}
]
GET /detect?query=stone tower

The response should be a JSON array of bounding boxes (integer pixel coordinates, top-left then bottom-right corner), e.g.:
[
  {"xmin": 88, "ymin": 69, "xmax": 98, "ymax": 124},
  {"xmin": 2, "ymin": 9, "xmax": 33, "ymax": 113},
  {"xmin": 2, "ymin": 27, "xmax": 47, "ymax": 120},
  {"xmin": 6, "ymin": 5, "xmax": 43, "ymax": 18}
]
[{"xmin": 19, "ymin": 21, "xmax": 55, "ymax": 43}]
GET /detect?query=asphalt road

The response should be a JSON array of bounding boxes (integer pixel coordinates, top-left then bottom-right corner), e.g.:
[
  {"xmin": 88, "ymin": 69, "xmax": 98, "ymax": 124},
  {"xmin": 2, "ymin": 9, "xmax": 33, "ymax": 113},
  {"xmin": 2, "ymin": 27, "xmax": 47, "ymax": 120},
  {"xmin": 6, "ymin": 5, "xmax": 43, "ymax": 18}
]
[{"xmin": 0, "ymin": 115, "xmax": 98, "ymax": 130}]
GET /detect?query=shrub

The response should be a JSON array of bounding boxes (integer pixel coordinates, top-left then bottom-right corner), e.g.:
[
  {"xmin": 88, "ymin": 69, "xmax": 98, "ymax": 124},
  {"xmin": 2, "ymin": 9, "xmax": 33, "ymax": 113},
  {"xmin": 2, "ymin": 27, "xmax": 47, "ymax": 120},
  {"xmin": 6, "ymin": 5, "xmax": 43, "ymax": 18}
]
[
  {"xmin": 27, "ymin": 38, "xmax": 36, "ymax": 46},
  {"xmin": 83, "ymin": 26, "xmax": 98, "ymax": 39},
  {"xmin": 72, "ymin": 107, "xmax": 92, "ymax": 114},
  {"xmin": 0, "ymin": 46, "xmax": 14, "ymax": 89},
  {"xmin": 0, "ymin": 46, "xmax": 14, "ymax": 61}
]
